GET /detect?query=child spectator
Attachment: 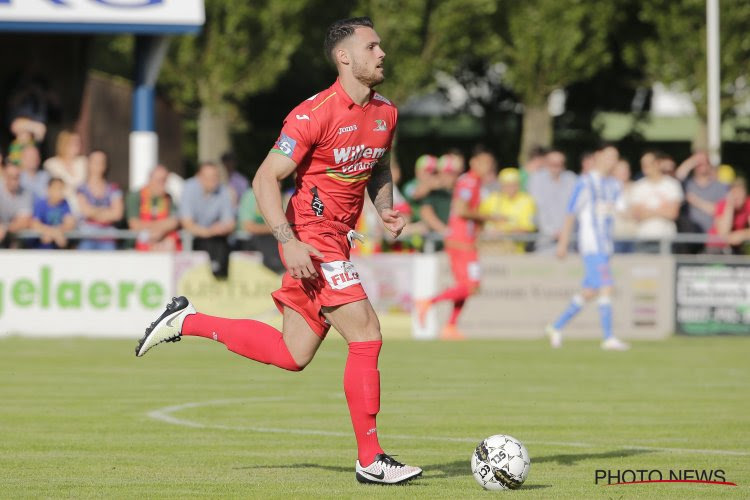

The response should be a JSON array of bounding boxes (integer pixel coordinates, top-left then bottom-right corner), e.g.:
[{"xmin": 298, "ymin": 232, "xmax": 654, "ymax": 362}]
[
  {"xmin": 43, "ymin": 130, "xmax": 87, "ymax": 213},
  {"xmin": 31, "ymin": 177, "xmax": 76, "ymax": 249},
  {"xmin": 127, "ymin": 164, "xmax": 181, "ymax": 251},
  {"xmin": 0, "ymin": 162, "xmax": 33, "ymax": 247},
  {"xmin": 7, "ymin": 117, "xmax": 46, "ymax": 166},
  {"xmin": 76, "ymin": 150, "xmax": 124, "ymax": 250}
]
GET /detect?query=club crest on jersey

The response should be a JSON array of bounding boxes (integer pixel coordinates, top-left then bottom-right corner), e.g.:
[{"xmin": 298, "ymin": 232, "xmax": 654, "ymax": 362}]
[
  {"xmin": 373, "ymin": 119, "xmax": 387, "ymax": 132},
  {"xmin": 310, "ymin": 186, "xmax": 325, "ymax": 216},
  {"xmin": 273, "ymin": 132, "xmax": 296, "ymax": 158}
]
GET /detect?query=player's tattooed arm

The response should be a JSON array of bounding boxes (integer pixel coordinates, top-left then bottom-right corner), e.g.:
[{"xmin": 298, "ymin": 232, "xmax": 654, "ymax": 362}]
[
  {"xmin": 271, "ymin": 222, "xmax": 295, "ymax": 244},
  {"xmin": 367, "ymin": 152, "xmax": 393, "ymax": 214}
]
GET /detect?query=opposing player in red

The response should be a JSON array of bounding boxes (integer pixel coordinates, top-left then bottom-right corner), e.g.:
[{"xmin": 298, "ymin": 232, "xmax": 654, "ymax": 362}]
[
  {"xmin": 416, "ymin": 150, "xmax": 497, "ymax": 339},
  {"xmin": 135, "ymin": 17, "xmax": 422, "ymax": 485}
]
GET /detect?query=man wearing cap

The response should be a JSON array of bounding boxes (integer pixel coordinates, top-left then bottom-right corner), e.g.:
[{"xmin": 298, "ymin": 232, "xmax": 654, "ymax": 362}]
[
  {"xmin": 403, "ymin": 154, "xmax": 438, "ymax": 217},
  {"xmin": 480, "ymin": 167, "xmax": 536, "ymax": 254},
  {"xmin": 418, "ymin": 153, "xmax": 465, "ymax": 250}
]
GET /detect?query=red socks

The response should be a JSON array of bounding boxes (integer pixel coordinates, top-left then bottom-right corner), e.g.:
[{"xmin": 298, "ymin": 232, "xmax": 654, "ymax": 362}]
[
  {"xmin": 448, "ymin": 299, "xmax": 466, "ymax": 326},
  {"xmin": 344, "ymin": 341, "xmax": 384, "ymax": 466},
  {"xmin": 182, "ymin": 313, "xmax": 300, "ymax": 371},
  {"xmin": 431, "ymin": 284, "xmax": 470, "ymax": 304}
]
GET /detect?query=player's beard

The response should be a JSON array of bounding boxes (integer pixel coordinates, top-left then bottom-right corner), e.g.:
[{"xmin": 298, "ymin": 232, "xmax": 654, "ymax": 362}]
[{"xmin": 352, "ymin": 57, "xmax": 385, "ymax": 88}]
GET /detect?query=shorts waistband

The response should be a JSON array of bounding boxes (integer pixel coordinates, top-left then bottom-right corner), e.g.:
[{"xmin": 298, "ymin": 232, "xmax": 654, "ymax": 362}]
[{"xmin": 294, "ymin": 219, "xmax": 353, "ymax": 235}]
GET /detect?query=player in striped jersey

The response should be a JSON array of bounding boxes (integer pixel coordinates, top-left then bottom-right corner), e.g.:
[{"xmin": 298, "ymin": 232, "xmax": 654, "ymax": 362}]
[{"xmin": 545, "ymin": 144, "xmax": 630, "ymax": 351}]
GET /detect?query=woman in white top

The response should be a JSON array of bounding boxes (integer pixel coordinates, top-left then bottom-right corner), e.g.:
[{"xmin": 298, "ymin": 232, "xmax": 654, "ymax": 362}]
[{"xmin": 43, "ymin": 130, "xmax": 87, "ymax": 213}]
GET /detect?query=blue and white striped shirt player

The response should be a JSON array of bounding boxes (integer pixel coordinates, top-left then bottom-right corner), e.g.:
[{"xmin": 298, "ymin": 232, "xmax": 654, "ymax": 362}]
[{"xmin": 567, "ymin": 170, "xmax": 625, "ymax": 256}]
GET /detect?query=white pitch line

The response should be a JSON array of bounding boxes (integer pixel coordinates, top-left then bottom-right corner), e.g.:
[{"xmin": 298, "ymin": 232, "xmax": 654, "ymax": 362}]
[{"xmin": 147, "ymin": 398, "xmax": 750, "ymax": 457}]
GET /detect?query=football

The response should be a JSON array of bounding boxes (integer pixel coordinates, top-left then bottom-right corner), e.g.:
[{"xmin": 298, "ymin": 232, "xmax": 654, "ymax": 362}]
[{"xmin": 471, "ymin": 434, "xmax": 530, "ymax": 490}]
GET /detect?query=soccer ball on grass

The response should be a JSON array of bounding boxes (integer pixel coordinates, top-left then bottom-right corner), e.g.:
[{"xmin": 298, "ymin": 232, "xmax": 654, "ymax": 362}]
[{"xmin": 471, "ymin": 434, "xmax": 530, "ymax": 490}]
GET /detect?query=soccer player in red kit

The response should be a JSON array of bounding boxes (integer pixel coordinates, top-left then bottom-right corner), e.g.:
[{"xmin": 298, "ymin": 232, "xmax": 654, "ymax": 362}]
[
  {"xmin": 135, "ymin": 17, "xmax": 422, "ymax": 485},
  {"xmin": 416, "ymin": 150, "xmax": 497, "ymax": 339}
]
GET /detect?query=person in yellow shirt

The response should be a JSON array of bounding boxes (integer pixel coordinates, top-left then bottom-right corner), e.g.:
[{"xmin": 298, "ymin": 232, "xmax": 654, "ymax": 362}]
[{"xmin": 480, "ymin": 167, "xmax": 536, "ymax": 253}]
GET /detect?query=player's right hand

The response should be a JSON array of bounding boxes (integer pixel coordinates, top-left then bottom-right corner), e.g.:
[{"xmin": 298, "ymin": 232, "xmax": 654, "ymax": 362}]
[{"xmin": 283, "ymin": 239, "xmax": 325, "ymax": 280}]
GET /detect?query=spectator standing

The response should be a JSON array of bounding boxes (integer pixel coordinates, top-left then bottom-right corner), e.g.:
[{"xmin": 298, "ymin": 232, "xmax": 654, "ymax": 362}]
[
  {"xmin": 31, "ymin": 177, "xmax": 75, "ymax": 249},
  {"xmin": 43, "ymin": 130, "xmax": 87, "ymax": 213},
  {"xmin": 403, "ymin": 154, "xmax": 438, "ymax": 217},
  {"xmin": 221, "ymin": 151, "xmax": 250, "ymax": 209},
  {"xmin": 127, "ymin": 165, "xmax": 180, "ymax": 252},
  {"xmin": 19, "ymin": 144, "xmax": 49, "ymax": 201},
  {"xmin": 520, "ymin": 145, "xmax": 548, "ymax": 191},
  {"xmin": 76, "ymin": 150, "xmax": 124, "ymax": 250},
  {"xmin": 181, "ymin": 162, "xmax": 236, "ymax": 278},
  {"xmin": 707, "ymin": 178, "xmax": 750, "ymax": 254},
  {"xmin": 0, "ymin": 162, "xmax": 33, "ymax": 247},
  {"xmin": 612, "ymin": 159, "xmax": 637, "ymax": 253},
  {"xmin": 528, "ymin": 149, "xmax": 577, "ymax": 254},
  {"xmin": 480, "ymin": 167, "xmax": 536, "ymax": 254},
  {"xmin": 579, "ymin": 150, "xmax": 595, "ymax": 175},
  {"xmin": 630, "ymin": 152, "xmax": 683, "ymax": 252},
  {"xmin": 675, "ymin": 152, "xmax": 728, "ymax": 233},
  {"xmin": 418, "ymin": 153, "xmax": 462, "ymax": 249},
  {"xmin": 238, "ymin": 187, "xmax": 284, "ymax": 272}
]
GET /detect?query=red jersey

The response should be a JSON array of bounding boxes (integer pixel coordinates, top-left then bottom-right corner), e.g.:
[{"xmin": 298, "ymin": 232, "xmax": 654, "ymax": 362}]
[
  {"xmin": 271, "ymin": 79, "xmax": 398, "ymax": 229},
  {"xmin": 707, "ymin": 197, "xmax": 750, "ymax": 247},
  {"xmin": 445, "ymin": 171, "xmax": 482, "ymax": 245}
]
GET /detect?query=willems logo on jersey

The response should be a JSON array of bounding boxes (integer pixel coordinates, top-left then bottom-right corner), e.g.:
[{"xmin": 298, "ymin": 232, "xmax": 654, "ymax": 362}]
[{"xmin": 595, "ymin": 469, "xmax": 736, "ymax": 487}]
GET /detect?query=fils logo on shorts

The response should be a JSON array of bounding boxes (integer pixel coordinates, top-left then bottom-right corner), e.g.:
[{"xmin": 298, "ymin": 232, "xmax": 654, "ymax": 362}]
[{"xmin": 321, "ymin": 260, "xmax": 361, "ymax": 290}]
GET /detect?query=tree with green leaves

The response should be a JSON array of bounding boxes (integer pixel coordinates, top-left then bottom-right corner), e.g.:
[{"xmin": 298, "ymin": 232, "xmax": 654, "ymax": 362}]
[
  {"xmin": 160, "ymin": 0, "xmax": 307, "ymax": 163},
  {"xmin": 631, "ymin": 0, "xmax": 750, "ymax": 150},
  {"xmin": 486, "ymin": 0, "xmax": 617, "ymax": 162}
]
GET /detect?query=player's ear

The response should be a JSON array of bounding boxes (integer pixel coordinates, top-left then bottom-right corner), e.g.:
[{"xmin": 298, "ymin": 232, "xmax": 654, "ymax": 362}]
[{"xmin": 336, "ymin": 47, "xmax": 350, "ymax": 66}]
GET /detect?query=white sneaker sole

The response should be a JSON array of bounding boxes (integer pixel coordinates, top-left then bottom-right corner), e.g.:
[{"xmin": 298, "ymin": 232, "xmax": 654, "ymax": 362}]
[{"xmin": 135, "ymin": 297, "xmax": 195, "ymax": 357}]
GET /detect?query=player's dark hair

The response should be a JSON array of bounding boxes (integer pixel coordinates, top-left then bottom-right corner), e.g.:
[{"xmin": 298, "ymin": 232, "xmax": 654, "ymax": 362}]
[{"xmin": 324, "ymin": 17, "xmax": 374, "ymax": 65}]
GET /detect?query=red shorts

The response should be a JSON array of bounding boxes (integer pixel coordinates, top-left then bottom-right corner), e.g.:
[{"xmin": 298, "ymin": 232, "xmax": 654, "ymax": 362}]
[
  {"xmin": 447, "ymin": 247, "xmax": 481, "ymax": 287},
  {"xmin": 271, "ymin": 221, "xmax": 367, "ymax": 338}
]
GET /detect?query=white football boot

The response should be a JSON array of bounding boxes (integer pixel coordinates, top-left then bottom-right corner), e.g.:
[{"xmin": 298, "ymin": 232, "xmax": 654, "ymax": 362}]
[
  {"xmin": 135, "ymin": 296, "xmax": 196, "ymax": 357},
  {"xmin": 601, "ymin": 337, "xmax": 630, "ymax": 351},
  {"xmin": 545, "ymin": 325, "xmax": 563, "ymax": 349},
  {"xmin": 355, "ymin": 453, "xmax": 422, "ymax": 485}
]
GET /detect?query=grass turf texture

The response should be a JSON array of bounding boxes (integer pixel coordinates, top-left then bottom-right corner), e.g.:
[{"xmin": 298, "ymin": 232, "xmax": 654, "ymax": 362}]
[{"xmin": 1, "ymin": 336, "xmax": 748, "ymax": 498}]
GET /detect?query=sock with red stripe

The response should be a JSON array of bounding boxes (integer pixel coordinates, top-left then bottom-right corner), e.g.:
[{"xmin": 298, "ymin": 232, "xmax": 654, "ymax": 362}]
[
  {"xmin": 182, "ymin": 313, "xmax": 300, "ymax": 371},
  {"xmin": 430, "ymin": 284, "xmax": 470, "ymax": 305},
  {"xmin": 344, "ymin": 340, "xmax": 384, "ymax": 466}
]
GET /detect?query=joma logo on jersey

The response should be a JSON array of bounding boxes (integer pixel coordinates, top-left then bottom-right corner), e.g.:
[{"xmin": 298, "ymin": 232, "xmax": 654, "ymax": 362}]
[
  {"xmin": 333, "ymin": 145, "xmax": 387, "ymax": 164},
  {"xmin": 338, "ymin": 124, "xmax": 357, "ymax": 135}
]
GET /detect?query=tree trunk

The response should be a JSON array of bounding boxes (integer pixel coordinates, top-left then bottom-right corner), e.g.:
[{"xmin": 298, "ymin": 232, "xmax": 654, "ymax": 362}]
[
  {"xmin": 519, "ymin": 104, "xmax": 552, "ymax": 166},
  {"xmin": 198, "ymin": 106, "xmax": 231, "ymax": 164},
  {"xmin": 692, "ymin": 119, "xmax": 708, "ymax": 153}
]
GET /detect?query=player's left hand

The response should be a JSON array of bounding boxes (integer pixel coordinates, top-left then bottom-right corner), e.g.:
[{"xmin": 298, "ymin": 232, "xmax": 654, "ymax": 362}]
[{"xmin": 380, "ymin": 208, "xmax": 406, "ymax": 238}]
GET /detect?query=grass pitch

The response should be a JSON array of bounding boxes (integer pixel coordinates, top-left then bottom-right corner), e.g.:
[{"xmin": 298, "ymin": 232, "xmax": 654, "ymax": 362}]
[{"xmin": 1, "ymin": 335, "xmax": 748, "ymax": 498}]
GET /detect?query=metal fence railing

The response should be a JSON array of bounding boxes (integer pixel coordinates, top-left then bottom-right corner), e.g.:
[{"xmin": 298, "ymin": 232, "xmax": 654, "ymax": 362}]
[{"xmin": 3, "ymin": 229, "xmax": 740, "ymax": 256}]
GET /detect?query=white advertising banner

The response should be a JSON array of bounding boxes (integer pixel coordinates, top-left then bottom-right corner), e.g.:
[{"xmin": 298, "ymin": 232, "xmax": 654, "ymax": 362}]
[
  {"xmin": 0, "ymin": 251, "xmax": 172, "ymax": 337},
  {"xmin": 0, "ymin": 0, "xmax": 204, "ymax": 33},
  {"xmin": 413, "ymin": 253, "xmax": 675, "ymax": 340}
]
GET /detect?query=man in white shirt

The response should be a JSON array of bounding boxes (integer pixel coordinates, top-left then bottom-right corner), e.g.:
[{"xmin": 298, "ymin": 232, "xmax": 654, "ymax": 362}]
[{"xmin": 630, "ymin": 152, "xmax": 683, "ymax": 252}]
